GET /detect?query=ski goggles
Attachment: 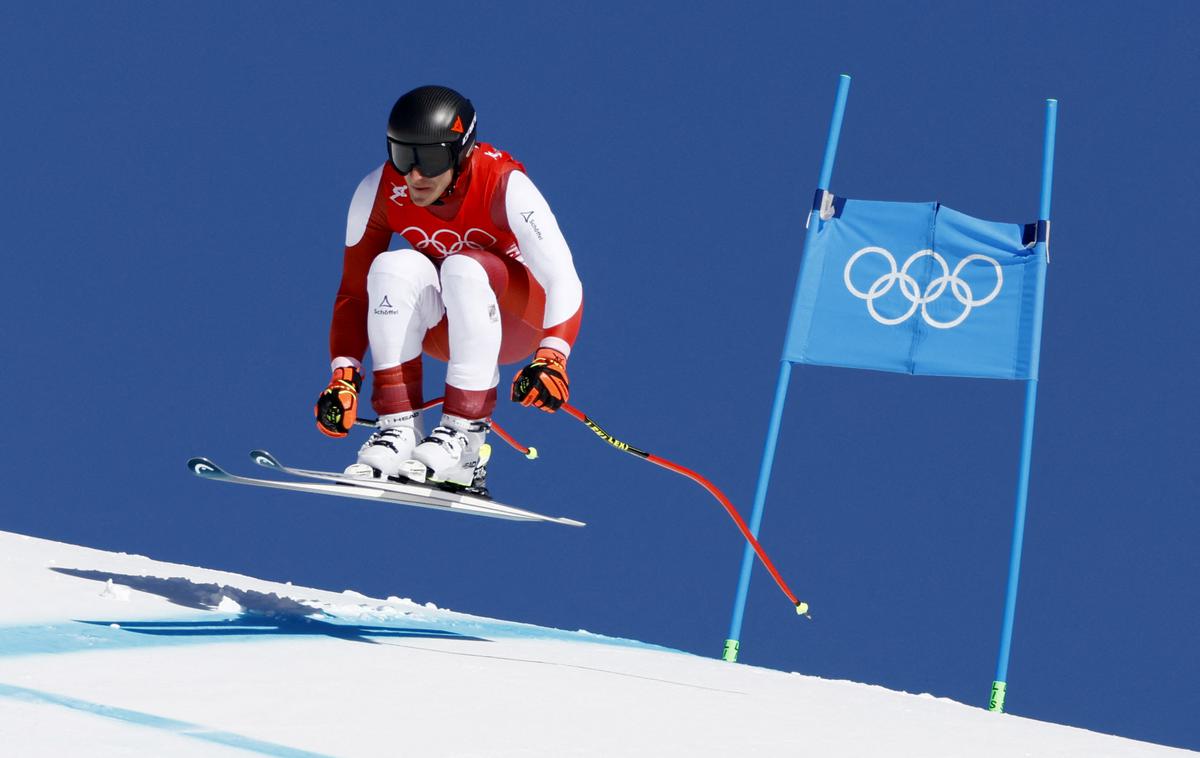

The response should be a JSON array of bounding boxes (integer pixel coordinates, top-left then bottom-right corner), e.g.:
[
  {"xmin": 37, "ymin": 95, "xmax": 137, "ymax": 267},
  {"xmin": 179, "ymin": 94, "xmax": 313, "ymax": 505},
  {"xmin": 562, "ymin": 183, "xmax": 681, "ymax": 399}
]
[{"xmin": 387, "ymin": 140, "xmax": 456, "ymax": 177}]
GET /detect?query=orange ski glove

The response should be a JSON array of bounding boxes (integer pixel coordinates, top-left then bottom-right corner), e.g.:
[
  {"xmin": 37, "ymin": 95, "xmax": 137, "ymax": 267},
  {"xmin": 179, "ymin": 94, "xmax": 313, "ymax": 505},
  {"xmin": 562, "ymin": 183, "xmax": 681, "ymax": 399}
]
[
  {"xmin": 511, "ymin": 347, "xmax": 569, "ymax": 413},
  {"xmin": 315, "ymin": 366, "xmax": 363, "ymax": 437}
]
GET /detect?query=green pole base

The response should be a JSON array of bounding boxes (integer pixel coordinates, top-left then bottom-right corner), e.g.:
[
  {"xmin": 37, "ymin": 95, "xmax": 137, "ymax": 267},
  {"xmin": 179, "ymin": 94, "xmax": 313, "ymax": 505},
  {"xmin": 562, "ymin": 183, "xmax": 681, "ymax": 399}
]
[
  {"xmin": 989, "ymin": 680, "xmax": 1007, "ymax": 713},
  {"xmin": 722, "ymin": 638, "xmax": 740, "ymax": 663}
]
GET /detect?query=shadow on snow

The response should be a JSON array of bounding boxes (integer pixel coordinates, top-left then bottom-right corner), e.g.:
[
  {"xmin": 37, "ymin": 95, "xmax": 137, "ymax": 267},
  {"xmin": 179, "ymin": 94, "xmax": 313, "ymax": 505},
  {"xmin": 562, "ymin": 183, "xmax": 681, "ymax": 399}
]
[{"xmin": 51, "ymin": 568, "xmax": 486, "ymax": 645}]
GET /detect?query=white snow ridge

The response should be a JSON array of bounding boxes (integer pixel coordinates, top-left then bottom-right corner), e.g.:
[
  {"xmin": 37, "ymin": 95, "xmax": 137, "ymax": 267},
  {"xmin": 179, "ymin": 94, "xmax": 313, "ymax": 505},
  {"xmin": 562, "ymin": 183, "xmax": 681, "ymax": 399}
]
[{"xmin": 0, "ymin": 530, "xmax": 1191, "ymax": 757}]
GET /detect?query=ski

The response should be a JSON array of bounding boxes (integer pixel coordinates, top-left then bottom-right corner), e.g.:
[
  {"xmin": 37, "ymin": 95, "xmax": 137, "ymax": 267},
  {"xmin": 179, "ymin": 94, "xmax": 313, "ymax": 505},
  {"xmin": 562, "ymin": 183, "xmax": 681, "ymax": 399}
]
[{"xmin": 187, "ymin": 455, "xmax": 584, "ymax": 527}]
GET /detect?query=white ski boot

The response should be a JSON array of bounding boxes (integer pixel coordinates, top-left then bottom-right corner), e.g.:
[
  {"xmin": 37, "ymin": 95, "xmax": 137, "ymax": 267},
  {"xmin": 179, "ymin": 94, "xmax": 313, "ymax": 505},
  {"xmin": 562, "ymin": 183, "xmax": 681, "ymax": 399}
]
[
  {"xmin": 344, "ymin": 410, "xmax": 423, "ymax": 480},
  {"xmin": 401, "ymin": 413, "xmax": 491, "ymax": 495}
]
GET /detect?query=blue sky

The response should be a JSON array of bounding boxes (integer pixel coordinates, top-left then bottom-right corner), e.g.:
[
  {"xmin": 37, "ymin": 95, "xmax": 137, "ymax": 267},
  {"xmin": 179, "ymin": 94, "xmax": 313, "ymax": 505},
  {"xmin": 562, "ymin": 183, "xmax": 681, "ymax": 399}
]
[{"xmin": 3, "ymin": 1, "xmax": 1197, "ymax": 750}]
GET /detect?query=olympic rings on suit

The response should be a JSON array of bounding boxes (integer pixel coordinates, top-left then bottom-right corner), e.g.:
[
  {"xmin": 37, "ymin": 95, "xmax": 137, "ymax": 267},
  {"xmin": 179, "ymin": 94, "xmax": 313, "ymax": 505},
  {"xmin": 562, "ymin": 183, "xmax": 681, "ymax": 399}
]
[{"xmin": 401, "ymin": 226, "xmax": 498, "ymax": 257}]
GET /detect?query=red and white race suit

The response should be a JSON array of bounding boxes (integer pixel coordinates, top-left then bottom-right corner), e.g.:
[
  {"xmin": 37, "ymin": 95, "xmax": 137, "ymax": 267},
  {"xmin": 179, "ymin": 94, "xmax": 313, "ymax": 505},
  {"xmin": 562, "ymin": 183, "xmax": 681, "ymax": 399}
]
[{"xmin": 329, "ymin": 142, "xmax": 583, "ymax": 419}]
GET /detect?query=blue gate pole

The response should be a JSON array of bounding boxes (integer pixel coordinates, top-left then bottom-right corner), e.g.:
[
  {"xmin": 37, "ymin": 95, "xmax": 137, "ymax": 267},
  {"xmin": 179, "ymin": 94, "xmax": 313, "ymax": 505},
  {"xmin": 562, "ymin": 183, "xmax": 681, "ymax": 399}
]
[
  {"xmin": 990, "ymin": 98, "xmax": 1057, "ymax": 711},
  {"xmin": 723, "ymin": 74, "xmax": 851, "ymax": 663}
]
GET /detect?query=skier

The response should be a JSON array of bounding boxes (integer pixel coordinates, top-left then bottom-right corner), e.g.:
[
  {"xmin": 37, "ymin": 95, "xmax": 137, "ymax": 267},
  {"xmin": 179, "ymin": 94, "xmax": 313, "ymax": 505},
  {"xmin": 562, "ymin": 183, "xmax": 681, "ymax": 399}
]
[{"xmin": 314, "ymin": 85, "xmax": 583, "ymax": 496}]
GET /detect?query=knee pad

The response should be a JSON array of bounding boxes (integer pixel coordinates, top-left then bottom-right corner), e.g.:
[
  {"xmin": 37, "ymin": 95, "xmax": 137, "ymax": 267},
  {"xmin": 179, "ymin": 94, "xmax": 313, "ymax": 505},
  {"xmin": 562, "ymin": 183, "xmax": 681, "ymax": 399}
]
[
  {"xmin": 439, "ymin": 253, "xmax": 491, "ymax": 288},
  {"xmin": 368, "ymin": 249, "xmax": 439, "ymax": 293}
]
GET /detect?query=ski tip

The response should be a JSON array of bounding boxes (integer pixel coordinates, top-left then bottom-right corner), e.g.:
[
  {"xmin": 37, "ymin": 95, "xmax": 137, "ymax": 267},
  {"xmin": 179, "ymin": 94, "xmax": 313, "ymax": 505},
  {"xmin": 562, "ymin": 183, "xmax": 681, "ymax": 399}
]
[
  {"xmin": 249, "ymin": 449, "xmax": 283, "ymax": 470},
  {"xmin": 187, "ymin": 457, "xmax": 225, "ymax": 478},
  {"xmin": 557, "ymin": 517, "xmax": 587, "ymax": 528}
]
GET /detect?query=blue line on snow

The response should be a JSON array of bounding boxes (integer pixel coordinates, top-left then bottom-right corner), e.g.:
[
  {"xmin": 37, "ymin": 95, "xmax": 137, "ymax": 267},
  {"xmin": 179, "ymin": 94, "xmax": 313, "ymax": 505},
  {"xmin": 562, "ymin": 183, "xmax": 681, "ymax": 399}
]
[{"xmin": 0, "ymin": 682, "xmax": 335, "ymax": 758}]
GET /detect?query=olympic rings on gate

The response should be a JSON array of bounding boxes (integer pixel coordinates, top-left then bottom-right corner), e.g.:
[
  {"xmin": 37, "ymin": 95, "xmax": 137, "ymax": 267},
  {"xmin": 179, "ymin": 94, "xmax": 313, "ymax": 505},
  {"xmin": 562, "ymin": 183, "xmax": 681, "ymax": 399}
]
[{"xmin": 843, "ymin": 247, "xmax": 1003, "ymax": 329}]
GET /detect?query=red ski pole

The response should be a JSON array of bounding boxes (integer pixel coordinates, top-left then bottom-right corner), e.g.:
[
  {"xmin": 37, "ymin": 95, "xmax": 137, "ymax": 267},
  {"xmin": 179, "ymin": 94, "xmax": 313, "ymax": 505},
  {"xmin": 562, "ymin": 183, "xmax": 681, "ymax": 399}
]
[
  {"xmin": 358, "ymin": 400, "xmax": 807, "ymax": 615},
  {"xmin": 560, "ymin": 403, "xmax": 810, "ymax": 618}
]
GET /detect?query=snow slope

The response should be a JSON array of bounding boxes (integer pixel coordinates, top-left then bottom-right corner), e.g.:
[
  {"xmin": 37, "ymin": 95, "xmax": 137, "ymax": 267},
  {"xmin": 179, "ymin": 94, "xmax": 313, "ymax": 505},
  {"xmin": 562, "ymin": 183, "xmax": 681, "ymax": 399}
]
[{"xmin": 0, "ymin": 530, "xmax": 1192, "ymax": 758}]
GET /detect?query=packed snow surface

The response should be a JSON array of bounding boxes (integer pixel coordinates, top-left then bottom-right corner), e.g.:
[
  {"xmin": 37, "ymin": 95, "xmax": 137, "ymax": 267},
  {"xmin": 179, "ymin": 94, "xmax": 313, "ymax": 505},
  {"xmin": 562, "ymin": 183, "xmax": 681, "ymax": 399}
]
[{"xmin": 0, "ymin": 530, "xmax": 1192, "ymax": 757}]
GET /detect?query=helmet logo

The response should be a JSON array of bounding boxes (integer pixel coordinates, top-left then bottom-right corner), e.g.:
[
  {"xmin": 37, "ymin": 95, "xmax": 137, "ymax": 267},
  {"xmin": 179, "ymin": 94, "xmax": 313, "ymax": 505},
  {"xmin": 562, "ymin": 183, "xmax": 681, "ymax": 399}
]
[{"xmin": 451, "ymin": 116, "xmax": 465, "ymax": 134}]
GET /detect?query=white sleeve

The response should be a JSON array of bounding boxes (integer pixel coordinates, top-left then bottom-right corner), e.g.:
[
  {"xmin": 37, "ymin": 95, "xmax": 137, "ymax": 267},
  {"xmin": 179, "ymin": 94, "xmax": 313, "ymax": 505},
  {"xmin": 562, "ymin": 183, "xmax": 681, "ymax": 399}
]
[
  {"xmin": 345, "ymin": 164, "xmax": 384, "ymax": 247},
  {"xmin": 504, "ymin": 170, "xmax": 583, "ymax": 355}
]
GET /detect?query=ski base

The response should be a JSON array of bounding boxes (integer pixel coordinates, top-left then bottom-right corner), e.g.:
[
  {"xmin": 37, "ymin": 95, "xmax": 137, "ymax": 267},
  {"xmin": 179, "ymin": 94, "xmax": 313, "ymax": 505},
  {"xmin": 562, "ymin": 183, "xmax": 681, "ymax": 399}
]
[{"xmin": 187, "ymin": 453, "xmax": 584, "ymax": 527}]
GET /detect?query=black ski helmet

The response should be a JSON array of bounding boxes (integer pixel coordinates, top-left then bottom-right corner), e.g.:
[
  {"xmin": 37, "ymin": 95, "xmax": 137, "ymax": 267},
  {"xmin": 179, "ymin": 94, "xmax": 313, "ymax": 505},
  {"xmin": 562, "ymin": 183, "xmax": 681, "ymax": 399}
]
[{"xmin": 386, "ymin": 85, "xmax": 477, "ymax": 190}]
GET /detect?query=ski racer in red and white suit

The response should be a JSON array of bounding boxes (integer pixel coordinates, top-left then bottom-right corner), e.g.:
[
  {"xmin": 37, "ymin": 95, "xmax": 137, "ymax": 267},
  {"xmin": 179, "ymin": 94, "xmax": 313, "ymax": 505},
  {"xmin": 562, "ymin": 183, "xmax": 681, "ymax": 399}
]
[
  {"xmin": 331, "ymin": 143, "xmax": 582, "ymax": 420},
  {"xmin": 315, "ymin": 85, "xmax": 581, "ymax": 490}
]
